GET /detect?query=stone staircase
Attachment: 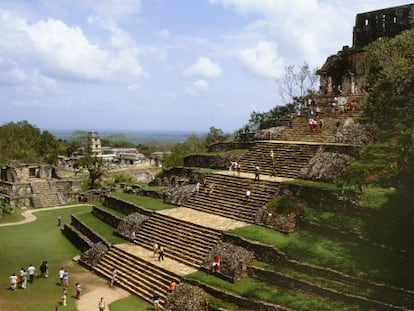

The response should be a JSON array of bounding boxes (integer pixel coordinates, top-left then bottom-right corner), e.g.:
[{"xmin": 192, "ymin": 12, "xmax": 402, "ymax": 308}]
[
  {"xmin": 133, "ymin": 212, "xmax": 222, "ymax": 268},
  {"xmin": 182, "ymin": 174, "xmax": 280, "ymax": 223},
  {"xmin": 276, "ymin": 95, "xmax": 365, "ymax": 143},
  {"xmin": 240, "ymin": 141, "xmax": 320, "ymax": 178},
  {"xmin": 93, "ymin": 245, "xmax": 178, "ymax": 306},
  {"xmin": 30, "ymin": 179, "xmax": 64, "ymax": 207}
]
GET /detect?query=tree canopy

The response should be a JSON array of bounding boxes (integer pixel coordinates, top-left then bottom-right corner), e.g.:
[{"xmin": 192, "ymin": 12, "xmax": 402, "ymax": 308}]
[
  {"xmin": 0, "ymin": 121, "xmax": 64, "ymax": 166},
  {"xmin": 365, "ymin": 29, "xmax": 414, "ymax": 175}
]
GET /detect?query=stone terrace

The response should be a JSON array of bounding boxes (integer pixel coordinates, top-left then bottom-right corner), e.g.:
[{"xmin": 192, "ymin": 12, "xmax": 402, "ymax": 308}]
[
  {"xmin": 93, "ymin": 244, "xmax": 189, "ymax": 306},
  {"xmin": 132, "ymin": 212, "xmax": 223, "ymax": 268},
  {"xmin": 182, "ymin": 174, "xmax": 280, "ymax": 223},
  {"xmin": 240, "ymin": 141, "xmax": 320, "ymax": 178}
]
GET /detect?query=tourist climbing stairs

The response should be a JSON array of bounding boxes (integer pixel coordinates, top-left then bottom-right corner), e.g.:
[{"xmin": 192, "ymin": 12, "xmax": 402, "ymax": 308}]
[
  {"xmin": 240, "ymin": 141, "xmax": 320, "ymax": 178},
  {"xmin": 182, "ymin": 174, "xmax": 279, "ymax": 223},
  {"xmin": 94, "ymin": 245, "xmax": 178, "ymax": 307},
  {"xmin": 133, "ymin": 212, "xmax": 222, "ymax": 268},
  {"xmin": 276, "ymin": 94, "xmax": 364, "ymax": 143},
  {"xmin": 30, "ymin": 179, "xmax": 62, "ymax": 207}
]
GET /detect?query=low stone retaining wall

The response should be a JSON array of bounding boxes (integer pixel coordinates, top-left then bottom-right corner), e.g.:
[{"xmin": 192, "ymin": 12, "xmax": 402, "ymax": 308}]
[
  {"xmin": 223, "ymin": 233, "xmax": 288, "ymax": 264},
  {"xmin": 283, "ymin": 183, "xmax": 372, "ymax": 217},
  {"xmin": 224, "ymin": 233, "xmax": 414, "ymax": 304},
  {"xmin": 62, "ymin": 224, "xmax": 94, "ymax": 252},
  {"xmin": 103, "ymin": 195, "xmax": 153, "ymax": 217},
  {"xmin": 70, "ymin": 214, "xmax": 111, "ymax": 247},
  {"xmin": 253, "ymin": 267, "xmax": 402, "ymax": 311},
  {"xmin": 92, "ymin": 206, "xmax": 122, "ymax": 228},
  {"xmin": 208, "ymin": 142, "xmax": 254, "ymax": 153},
  {"xmin": 183, "ymin": 155, "xmax": 234, "ymax": 169},
  {"xmin": 299, "ymin": 220, "xmax": 408, "ymax": 256},
  {"xmin": 186, "ymin": 279, "xmax": 290, "ymax": 311}
]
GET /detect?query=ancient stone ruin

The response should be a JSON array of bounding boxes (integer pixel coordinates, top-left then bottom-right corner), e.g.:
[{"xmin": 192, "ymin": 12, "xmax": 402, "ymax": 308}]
[{"xmin": 318, "ymin": 3, "xmax": 414, "ymax": 96}]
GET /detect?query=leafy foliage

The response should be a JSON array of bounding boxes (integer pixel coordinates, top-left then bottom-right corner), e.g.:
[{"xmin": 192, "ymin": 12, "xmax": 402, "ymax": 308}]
[
  {"xmin": 76, "ymin": 153, "xmax": 106, "ymax": 189},
  {"xmin": 0, "ymin": 121, "xmax": 64, "ymax": 165},
  {"xmin": 204, "ymin": 126, "xmax": 228, "ymax": 146},
  {"xmin": 0, "ymin": 195, "xmax": 13, "ymax": 216},
  {"xmin": 365, "ymin": 29, "xmax": 414, "ymax": 176},
  {"xmin": 162, "ymin": 134, "xmax": 206, "ymax": 168}
]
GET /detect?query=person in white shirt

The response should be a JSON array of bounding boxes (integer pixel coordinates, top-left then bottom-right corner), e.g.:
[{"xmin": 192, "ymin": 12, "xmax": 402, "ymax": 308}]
[
  {"xmin": 58, "ymin": 268, "xmax": 65, "ymax": 285},
  {"xmin": 9, "ymin": 273, "xmax": 18, "ymax": 290},
  {"xmin": 27, "ymin": 264, "xmax": 36, "ymax": 284}
]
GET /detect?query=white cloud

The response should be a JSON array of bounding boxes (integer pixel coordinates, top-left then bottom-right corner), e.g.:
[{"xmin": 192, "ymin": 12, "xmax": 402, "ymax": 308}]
[
  {"xmin": 239, "ymin": 41, "xmax": 284, "ymax": 79},
  {"xmin": 0, "ymin": 10, "xmax": 147, "ymax": 83},
  {"xmin": 183, "ymin": 56, "xmax": 222, "ymax": 79},
  {"xmin": 0, "ymin": 57, "xmax": 26, "ymax": 86},
  {"xmin": 186, "ymin": 79, "xmax": 209, "ymax": 96}
]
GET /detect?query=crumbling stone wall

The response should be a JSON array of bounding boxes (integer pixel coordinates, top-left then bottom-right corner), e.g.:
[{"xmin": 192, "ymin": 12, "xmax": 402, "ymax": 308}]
[{"xmin": 353, "ymin": 4, "xmax": 414, "ymax": 48}]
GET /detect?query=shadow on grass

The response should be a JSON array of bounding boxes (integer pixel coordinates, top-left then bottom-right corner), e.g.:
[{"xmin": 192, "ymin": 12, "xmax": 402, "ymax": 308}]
[{"xmin": 354, "ymin": 175, "xmax": 414, "ymax": 290}]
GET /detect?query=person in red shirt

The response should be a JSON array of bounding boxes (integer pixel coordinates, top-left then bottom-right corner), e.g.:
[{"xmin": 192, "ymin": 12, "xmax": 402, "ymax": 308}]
[{"xmin": 211, "ymin": 254, "xmax": 221, "ymax": 272}]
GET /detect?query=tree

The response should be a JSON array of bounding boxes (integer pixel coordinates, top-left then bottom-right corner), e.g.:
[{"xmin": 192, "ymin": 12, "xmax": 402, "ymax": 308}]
[
  {"xmin": 276, "ymin": 62, "xmax": 318, "ymax": 103},
  {"xmin": 204, "ymin": 127, "xmax": 228, "ymax": 146},
  {"xmin": 77, "ymin": 153, "xmax": 106, "ymax": 189},
  {"xmin": 39, "ymin": 130, "xmax": 66, "ymax": 165},
  {"xmin": 0, "ymin": 195, "xmax": 13, "ymax": 217},
  {"xmin": 0, "ymin": 121, "xmax": 63, "ymax": 166},
  {"xmin": 162, "ymin": 134, "xmax": 206, "ymax": 168},
  {"xmin": 365, "ymin": 29, "xmax": 414, "ymax": 175}
]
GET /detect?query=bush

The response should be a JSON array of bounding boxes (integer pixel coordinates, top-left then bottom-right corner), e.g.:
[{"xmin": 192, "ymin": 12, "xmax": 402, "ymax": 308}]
[{"xmin": 0, "ymin": 195, "xmax": 13, "ymax": 216}]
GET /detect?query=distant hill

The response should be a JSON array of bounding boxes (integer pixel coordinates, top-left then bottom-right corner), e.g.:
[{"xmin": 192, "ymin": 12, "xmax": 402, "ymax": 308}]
[{"xmin": 47, "ymin": 129, "xmax": 207, "ymax": 145}]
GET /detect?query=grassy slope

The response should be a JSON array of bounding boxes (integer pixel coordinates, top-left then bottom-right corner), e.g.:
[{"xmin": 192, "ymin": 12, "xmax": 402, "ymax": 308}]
[{"xmin": 0, "ymin": 205, "xmax": 151, "ymax": 311}]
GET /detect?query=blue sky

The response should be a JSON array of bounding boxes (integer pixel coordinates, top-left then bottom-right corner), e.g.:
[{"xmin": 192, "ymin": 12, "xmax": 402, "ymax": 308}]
[{"xmin": 0, "ymin": 0, "xmax": 412, "ymax": 133}]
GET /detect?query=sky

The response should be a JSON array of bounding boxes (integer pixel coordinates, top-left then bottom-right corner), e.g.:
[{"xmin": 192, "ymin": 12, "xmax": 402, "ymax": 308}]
[{"xmin": 0, "ymin": 0, "xmax": 412, "ymax": 133}]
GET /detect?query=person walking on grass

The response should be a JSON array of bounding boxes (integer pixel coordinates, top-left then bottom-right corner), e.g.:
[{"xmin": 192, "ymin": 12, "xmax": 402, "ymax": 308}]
[
  {"xmin": 58, "ymin": 267, "xmax": 64, "ymax": 285},
  {"xmin": 62, "ymin": 270, "xmax": 69, "ymax": 287},
  {"xmin": 9, "ymin": 273, "xmax": 17, "ymax": 291},
  {"xmin": 62, "ymin": 287, "xmax": 67, "ymax": 306},
  {"xmin": 20, "ymin": 268, "xmax": 27, "ymax": 289},
  {"xmin": 27, "ymin": 264, "xmax": 36, "ymax": 284}
]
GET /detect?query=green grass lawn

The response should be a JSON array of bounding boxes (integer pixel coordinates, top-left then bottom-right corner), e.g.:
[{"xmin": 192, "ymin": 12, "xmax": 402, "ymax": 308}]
[
  {"xmin": 110, "ymin": 192, "xmax": 176, "ymax": 210},
  {"xmin": 74, "ymin": 211, "xmax": 125, "ymax": 244},
  {"xmin": 0, "ymin": 205, "xmax": 88, "ymax": 311},
  {"xmin": 229, "ymin": 225, "xmax": 414, "ymax": 289},
  {"xmin": 303, "ymin": 207, "xmax": 365, "ymax": 234},
  {"xmin": 0, "ymin": 205, "xmax": 151, "ymax": 311},
  {"xmin": 108, "ymin": 295, "xmax": 152, "ymax": 310},
  {"xmin": 186, "ymin": 271, "xmax": 354, "ymax": 311},
  {"xmin": 0, "ymin": 207, "xmax": 25, "ymax": 224}
]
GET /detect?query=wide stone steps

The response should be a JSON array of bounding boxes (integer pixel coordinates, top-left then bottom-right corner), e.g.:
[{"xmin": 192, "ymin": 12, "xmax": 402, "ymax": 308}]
[
  {"xmin": 183, "ymin": 175, "xmax": 279, "ymax": 223},
  {"xmin": 188, "ymin": 195, "xmax": 257, "ymax": 216},
  {"xmin": 94, "ymin": 245, "xmax": 178, "ymax": 306},
  {"xmin": 183, "ymin": 197, "xmax": 256, "ymax": 223},
  {"xmin": 151, "ymin": 213, "xmax": 221, "ymax": 241},
  {"xmin": 133, "ymin": 213, "xmax": 222, "ymax": 268},
  {"xmin": 276, "ymin": 102, "xmax": 363, "ymax": 143},
  {"xmin": 207, "ymin": 174, "xmax": 278, "ymax": 194},
  {"xmin": 240, "ymin": 142, "xmax": 320, "ymax": 178},
  {"xmin": 30, "ymin": 180, "xmax": 62, "ymax": 207}
]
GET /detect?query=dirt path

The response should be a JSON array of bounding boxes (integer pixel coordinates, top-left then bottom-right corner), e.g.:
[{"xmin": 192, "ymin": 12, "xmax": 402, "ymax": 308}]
[
  {"xmin": 0, "ymin": 204, "xmax": 87, "ymax": 227},
  {"xmin": 76, "ymin": 285, "xmax": 130, "ymax": 311}
]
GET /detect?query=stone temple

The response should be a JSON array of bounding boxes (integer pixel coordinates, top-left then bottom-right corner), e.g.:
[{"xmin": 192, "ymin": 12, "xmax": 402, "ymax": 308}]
[{"xmin": 318, "ymin": 3, "xmax": 414, "ymax": 95}]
